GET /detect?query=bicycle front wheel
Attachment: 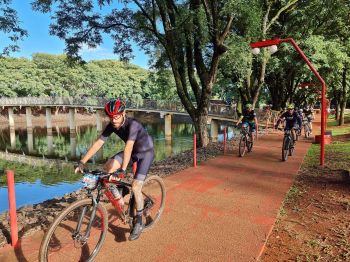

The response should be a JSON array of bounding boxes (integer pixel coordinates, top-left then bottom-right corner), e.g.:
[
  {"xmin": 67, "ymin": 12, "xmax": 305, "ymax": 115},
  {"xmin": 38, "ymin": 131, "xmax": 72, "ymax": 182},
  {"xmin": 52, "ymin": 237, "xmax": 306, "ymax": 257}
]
[
  {"xmin": 39, "ymin": 199, "xmax": 108, "ymax": 262},
  {"xmin": 282, "ymin": 137, "xmax": 289, "ymax": 161},
  {"xmin": 247, "ymin": 134, "xmax": 253, "ymax": 152},
  {"xmin": 142, "ymin": 175, "xmax": 166, "ymax": 232},
  {"xmin": 238, "ymin": 136, "xmax": 247, "ymax": 157}
]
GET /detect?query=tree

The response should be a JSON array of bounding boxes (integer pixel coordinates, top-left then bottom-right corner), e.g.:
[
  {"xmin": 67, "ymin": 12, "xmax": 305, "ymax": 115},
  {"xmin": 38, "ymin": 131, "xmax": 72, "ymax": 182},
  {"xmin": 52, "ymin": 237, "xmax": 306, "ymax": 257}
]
[
  {"xmin": 284, "ymin": 0, "xmax": 350, "ymax": 125},
  {"xmin": 32, "ymin": 0, "xmax": 234, "ymax": 147},
  {"xmin": 220, "ymin": 0, "xmax": 300, "ymax": 109},
  {"xmin": 0, "ymin": 0, "xmax": 27, "ymax": 56}
]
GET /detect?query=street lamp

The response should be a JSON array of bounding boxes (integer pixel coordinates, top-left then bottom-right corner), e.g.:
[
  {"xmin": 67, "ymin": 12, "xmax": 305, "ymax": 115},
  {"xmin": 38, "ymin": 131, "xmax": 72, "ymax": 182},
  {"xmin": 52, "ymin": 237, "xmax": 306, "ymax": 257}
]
[{"xmin": 250, "ymin": 38, "xmax": 327, "ymax": 166}]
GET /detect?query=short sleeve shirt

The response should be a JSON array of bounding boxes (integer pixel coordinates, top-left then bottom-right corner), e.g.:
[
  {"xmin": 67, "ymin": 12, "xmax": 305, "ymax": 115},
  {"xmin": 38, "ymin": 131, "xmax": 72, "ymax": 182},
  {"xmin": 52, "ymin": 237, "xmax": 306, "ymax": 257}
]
[
  {"xmin": 242, "ymin": 110, "xmax": 256, "ymax": 122},
  {"xmin": 100, "ymin": 118, "xmax": 154, "ymax": 155},
  {"xmin": 281, "ymin": 111, "xmax": 301, "ymax": 126}
]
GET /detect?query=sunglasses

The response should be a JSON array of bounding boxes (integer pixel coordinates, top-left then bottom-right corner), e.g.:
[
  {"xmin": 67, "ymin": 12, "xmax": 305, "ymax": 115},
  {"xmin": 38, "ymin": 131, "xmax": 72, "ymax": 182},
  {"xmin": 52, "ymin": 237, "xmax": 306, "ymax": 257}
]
[{"xmin": 109, "ymin": 113, "xmax": 123, "ymax": 121}]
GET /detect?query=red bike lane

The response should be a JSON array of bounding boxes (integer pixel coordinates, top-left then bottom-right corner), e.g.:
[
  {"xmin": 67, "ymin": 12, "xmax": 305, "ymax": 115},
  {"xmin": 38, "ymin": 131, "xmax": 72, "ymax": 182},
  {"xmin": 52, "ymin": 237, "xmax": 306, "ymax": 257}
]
[{"xmin": 0, "ymin": 122, "xmax": 316, "ymax": 262}]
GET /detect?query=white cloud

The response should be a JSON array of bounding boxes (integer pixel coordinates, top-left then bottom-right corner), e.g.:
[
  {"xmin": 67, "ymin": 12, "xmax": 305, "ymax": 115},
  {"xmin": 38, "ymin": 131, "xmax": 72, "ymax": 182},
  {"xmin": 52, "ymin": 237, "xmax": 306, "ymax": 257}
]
[{"xmin": 79, "ymin": 43, "xmax": 117, "ymax": 60}]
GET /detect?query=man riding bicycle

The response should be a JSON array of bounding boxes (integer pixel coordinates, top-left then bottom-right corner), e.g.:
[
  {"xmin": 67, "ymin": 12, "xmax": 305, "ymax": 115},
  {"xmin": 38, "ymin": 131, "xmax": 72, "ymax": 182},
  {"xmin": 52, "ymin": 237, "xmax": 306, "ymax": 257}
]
[
  {"xmin": 75, "ymin": 98, "xmax": 154, "ymax": 241},
  {"xmin": 236, "ymin": 103, "xmax": 258, "ymax": 140},
  {"xmin": 275, "ymin": 103, "xmax": 302, "ymax": 145},
  {"xmin": 303, "ymin": 105, "xmax": 314, "ymax": 134}
]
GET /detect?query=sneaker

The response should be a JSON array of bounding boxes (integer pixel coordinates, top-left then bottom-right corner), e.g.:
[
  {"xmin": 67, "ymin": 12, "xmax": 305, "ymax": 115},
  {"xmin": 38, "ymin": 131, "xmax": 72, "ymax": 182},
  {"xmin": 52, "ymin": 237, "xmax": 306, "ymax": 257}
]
[{"xmin": 129, "ymin": 216, "xmax": 143, "ymax": 241}]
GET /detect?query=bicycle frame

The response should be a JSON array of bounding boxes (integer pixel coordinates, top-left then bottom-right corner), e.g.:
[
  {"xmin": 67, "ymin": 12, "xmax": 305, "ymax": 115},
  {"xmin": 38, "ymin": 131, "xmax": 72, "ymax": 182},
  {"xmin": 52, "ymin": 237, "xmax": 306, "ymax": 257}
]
[{"xmin": 73, "ymin": 175, "xmax": 134, "ymax": 242}]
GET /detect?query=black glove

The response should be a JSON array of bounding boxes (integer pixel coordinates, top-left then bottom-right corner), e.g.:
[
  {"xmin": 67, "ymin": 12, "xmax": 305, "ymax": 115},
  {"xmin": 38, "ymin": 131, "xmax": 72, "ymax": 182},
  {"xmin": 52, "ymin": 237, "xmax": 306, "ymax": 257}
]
[
  {"xmin": 75, "ymin": 160, "xmax": 86, "ymax": 174},
  {"xmin": 110, "ymin": 168, "xmax": 126, "ymax": 181}
]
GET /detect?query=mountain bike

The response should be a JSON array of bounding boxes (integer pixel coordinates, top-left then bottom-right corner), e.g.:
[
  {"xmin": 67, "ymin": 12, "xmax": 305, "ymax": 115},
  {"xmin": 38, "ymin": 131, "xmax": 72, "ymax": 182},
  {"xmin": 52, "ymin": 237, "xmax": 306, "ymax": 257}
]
[
  {"xmin": 39, "ymin": 169, "xmax": 166, "ymax": 262},
  {"xmin": 302, "ymin": 118, "xmax": 311, "ymax": 138},
  {"xmin": 238, "ymin": 123, "xmax": 254, "ymax": 157},
  {"xmin": 281, "ymin": 129, "xmax": 295, "ymax": 161}
]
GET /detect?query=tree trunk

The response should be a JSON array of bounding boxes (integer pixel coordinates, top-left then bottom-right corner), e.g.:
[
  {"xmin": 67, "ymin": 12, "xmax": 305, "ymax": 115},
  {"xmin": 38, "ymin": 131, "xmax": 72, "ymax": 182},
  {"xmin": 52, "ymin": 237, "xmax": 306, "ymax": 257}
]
[
  {"xmin": 335, "ymin": 104, "xmax": 340, "ymax": 120},
  {"xmin": 338, "ymin": 67, "xmax": 347, "ymax": 126},
  {"xmin": 194, "ymin": 113, "xmax": 209, "ymax": 147}
]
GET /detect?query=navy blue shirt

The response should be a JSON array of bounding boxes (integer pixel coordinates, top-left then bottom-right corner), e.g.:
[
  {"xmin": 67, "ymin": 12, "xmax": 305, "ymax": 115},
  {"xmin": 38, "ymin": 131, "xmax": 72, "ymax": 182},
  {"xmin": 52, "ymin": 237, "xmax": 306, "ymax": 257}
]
[
  {"xmin": 242, "ymin": 110, "xmax": 256, "ymax": 122},
  {"xmin": 280, "ymin": 111, "xmax": 302, "ymax": 127},
  {"xmin": 101, "ymin": 118, "xmax": 154, "ymax": 156}
]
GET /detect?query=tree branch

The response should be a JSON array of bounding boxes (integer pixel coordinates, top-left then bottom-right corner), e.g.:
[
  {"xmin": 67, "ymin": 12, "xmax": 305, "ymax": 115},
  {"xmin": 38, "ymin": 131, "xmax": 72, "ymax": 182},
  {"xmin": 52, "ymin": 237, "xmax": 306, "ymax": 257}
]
[{"xmin": 266, "ymin": 0, "xmax": 300, "ymax": 32}]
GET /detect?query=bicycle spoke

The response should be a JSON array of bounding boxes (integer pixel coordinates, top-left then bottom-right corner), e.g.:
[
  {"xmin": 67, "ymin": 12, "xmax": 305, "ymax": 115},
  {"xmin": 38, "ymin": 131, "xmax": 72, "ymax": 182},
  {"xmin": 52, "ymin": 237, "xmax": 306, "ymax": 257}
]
[
  {"xmin": 141, "ymin": 176, "xmax": 165, "ymax": 232},
  {"xmin": 40, "ymin": 200, "xmax": 107, "ymax": 262}
]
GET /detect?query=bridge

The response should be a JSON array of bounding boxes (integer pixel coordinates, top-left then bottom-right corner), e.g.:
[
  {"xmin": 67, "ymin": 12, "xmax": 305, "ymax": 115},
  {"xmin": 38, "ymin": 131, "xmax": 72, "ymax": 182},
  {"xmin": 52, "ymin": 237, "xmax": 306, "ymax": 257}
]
[{"xmin": 0, "ymin": 97, "xmax": 279, "ymax": 158}]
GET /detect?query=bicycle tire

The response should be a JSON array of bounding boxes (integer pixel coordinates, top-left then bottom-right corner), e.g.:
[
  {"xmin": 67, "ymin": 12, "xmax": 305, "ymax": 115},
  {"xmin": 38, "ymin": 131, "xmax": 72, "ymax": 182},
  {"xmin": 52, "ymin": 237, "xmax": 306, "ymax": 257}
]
[
  {"xmin": 282, "ymin": 136, "xmax": 289, "ymax": 161},
  {"xmin": 39, "ymin": 199, "xmax": 108, "ymax": 262},
  {"xmin": 238, "ymin": 136, "xmax": 247, "ymax": 157},
  {"xmin": 247, "ymin": 133, "xmax": 253, "ymax": 152},
  {"xmin": 142, "ymin": 175, "xmax": 166, "ymax": 232}
]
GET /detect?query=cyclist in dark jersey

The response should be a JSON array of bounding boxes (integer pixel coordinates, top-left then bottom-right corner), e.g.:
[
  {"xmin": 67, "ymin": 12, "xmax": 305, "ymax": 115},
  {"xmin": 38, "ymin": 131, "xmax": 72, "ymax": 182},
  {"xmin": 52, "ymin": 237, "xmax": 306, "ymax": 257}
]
[
  {"xmin": 236, "ymin": 103, "xmax": 258, "ymax": 139},
  {"xmin": 275, "ymin": 103, "xmax": 302, "ymax": 144},
  {"xmin": 75, "ymin": 98, "xmax": 154, "ymax": 241},
  {"xmin": 303, "ymin": 106, "xmax": 314, "ymax": 134}
]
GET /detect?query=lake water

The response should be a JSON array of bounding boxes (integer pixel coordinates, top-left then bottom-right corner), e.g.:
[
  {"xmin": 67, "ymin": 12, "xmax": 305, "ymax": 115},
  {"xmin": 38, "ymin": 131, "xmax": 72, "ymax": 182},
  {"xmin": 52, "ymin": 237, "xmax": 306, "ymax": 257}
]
[{"xmin": 0, "ymin": 113, "xmax": 234, "ymax": 213}]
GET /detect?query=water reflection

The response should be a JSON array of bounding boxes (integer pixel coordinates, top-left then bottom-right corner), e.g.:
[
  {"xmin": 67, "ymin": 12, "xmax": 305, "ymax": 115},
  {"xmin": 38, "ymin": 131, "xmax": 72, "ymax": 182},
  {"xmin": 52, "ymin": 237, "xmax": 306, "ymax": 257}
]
[
  {"xmin": 0, "ymin": 113, "xmax": 237, "ymax": 213},
  {"xmin": 0, "ymin": 114, "xmax": 195, "ymax": 162}
]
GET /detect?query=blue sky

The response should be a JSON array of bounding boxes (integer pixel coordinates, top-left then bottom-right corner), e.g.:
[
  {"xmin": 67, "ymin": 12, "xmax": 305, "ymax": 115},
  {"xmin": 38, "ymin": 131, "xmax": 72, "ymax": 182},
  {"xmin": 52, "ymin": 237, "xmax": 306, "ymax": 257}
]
[{"xmin": 2, "ymin": 1, "xmax": 150, "ymax": 68}]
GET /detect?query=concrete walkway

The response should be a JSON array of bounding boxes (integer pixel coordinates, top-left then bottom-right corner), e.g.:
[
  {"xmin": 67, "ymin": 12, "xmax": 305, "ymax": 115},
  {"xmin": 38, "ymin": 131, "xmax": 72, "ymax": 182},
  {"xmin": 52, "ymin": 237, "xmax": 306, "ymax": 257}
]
[{"xmin": 0, "ymin": 122, "xmax": 316, "ymax": 262}]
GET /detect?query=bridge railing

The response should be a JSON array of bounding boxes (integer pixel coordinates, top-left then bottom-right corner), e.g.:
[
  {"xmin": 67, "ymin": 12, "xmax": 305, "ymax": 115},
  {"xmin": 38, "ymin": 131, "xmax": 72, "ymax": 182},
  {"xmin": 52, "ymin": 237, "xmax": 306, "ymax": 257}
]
[
  {"xmin": 0, "ymin": 96, "xmax": 279, "ymax": 120},
  {"xmin": 0, "ymin": 96, "xmax": 235, "ymax": 114}
]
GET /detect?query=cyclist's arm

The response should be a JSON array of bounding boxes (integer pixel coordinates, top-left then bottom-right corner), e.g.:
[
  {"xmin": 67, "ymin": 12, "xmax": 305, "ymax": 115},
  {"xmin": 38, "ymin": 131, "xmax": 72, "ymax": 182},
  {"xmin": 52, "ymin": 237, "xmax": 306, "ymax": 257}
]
[
  {"xmin": 80, "ymin": 138, "xmax": 105, "ymax": 164},
  {"xmin": 121, "ymin": 140, "xmax": 135, "ymax": 170},
  {"xmin": 236, "ymin": 115, "xmax": 243, "ymax": 125},
  {"xmin": 296, "ymin": 114, "xmax": 302, "ymax": 127},
  {"xmin": 254, "ymin": 116, "xmax": 258, "ymax": 133}
]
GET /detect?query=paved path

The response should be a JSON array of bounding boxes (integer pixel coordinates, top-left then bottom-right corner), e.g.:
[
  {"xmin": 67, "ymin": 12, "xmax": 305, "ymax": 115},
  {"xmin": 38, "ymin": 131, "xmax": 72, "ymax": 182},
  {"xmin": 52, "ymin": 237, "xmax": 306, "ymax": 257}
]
[{"xmin": 0, "ymin": 121, "xmax": 317, "ymax": 262}]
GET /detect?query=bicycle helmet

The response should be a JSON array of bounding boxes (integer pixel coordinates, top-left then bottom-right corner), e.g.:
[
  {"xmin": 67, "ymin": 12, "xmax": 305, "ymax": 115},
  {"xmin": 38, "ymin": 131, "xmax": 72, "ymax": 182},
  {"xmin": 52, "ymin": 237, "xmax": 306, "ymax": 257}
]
[
  {"xmin": 245, "ymin": 103, "xmax": 253, "ymax": 109},
  {"xmin": 105, "ymin": 98, "xmax": 126, "ymax": 117},
  {"xmin": 287, "ymin": 103, "xmax": 294, "ymax": 110}
]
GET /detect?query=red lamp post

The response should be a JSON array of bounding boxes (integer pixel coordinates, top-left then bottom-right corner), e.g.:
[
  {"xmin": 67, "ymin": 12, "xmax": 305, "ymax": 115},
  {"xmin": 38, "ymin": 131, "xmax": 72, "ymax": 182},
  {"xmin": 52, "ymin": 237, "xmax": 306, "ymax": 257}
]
[{"xmin": 250, "ymin": 38, "xmax": 326, "ymax": 166}]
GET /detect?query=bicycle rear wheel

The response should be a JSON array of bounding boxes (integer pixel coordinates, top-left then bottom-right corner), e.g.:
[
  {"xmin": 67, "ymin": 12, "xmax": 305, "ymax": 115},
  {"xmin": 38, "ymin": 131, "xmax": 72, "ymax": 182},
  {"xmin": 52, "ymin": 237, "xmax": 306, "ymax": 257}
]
[
  {"xmin": 142, "ymin": 175, "xmax": 166, "ymax": 232},
  {"xmin": 282, "ymin": 137, "xmax": 289, "ymax": 161},
  {"xmin": 39, "ymin": 199, "xmax": 108, "ymax": 262},
  {"xmin": 238, "ymin": 136, "xmax": 247, "ymax": 157}
]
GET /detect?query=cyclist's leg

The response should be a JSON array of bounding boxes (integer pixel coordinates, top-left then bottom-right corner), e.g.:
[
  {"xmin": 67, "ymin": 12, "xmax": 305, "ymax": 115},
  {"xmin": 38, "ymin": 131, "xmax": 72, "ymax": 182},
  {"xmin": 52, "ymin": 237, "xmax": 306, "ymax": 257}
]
[
  {"xmin": 129, "ymin": 149, "xmax": 155, "ymax": 241},
  {"xmin": 248, "ymin": 122, "xmax": 256, "ymax": 141},
  {"xmin": 308, "ymin": 117, "xmax": 313, "ymax": 133},
  {"xmin": 103, "ymin": 151, "xmax": 124, "ymax": 173}
]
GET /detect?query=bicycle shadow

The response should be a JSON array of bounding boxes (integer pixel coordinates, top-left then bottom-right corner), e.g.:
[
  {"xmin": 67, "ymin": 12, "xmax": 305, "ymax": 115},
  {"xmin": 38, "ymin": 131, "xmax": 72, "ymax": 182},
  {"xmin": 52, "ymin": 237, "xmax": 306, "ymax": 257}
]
[{"xmin": 107, "ymin": 210, "xmax": 130, "ymax": 243}]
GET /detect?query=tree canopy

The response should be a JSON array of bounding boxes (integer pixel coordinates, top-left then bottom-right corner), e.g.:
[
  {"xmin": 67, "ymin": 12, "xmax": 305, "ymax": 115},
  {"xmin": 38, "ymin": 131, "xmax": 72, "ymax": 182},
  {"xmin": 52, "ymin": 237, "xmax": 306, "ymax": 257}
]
[
  {"xmin": 0, "ymin": 53, "xmax": 178, "ymax": 100},
  {"xmin": 0, "ymin": 0, "xmax": 27, "ymax": 56}
]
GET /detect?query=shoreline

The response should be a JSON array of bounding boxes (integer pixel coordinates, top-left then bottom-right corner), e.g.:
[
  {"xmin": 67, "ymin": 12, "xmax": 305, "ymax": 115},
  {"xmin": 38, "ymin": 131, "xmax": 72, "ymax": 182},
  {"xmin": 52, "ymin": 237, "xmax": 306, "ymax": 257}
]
[{"xmin": 0, "ymin": 141, "xmax": 229, "ymax": 247}]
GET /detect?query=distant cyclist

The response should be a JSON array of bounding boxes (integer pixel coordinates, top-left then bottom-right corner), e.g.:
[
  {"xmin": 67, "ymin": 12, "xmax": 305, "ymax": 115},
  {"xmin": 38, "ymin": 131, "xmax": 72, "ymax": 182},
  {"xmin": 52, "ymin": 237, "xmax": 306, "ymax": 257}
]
[
  {"xmin": 275, "ymin": 103, "xmax": 302, "ymax": 146},
  {"xmin": 236, "ymin": 103, "xmax": 258, "ymax": 140},
  {"xmin": 303, "ymin": 105, "xmax": 314, "ymax": 134},
  {"xmin": 75, "ymin": 98, "xmax": 154, "ymax": 241}
]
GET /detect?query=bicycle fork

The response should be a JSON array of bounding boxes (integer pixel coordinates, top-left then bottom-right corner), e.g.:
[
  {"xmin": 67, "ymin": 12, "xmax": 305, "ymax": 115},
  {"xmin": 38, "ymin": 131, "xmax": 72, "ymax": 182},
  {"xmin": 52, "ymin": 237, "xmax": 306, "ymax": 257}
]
[{"xmin": 72, "ymin": 197, "xmax": 98, "ymax": 244}]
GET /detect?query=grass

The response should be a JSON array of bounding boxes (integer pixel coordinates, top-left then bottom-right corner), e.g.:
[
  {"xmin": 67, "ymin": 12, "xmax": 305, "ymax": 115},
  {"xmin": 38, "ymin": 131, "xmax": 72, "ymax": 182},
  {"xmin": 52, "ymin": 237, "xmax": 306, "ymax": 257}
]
[{"xmin": 327, "ymin": 112, "xmax": 350, "ymax": 136}]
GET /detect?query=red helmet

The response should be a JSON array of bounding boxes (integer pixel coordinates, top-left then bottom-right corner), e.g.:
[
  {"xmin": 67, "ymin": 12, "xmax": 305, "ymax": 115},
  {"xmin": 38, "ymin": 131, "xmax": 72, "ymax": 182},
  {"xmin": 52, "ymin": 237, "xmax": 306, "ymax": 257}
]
[{"xmin": 105, "ymin": 99, "xmax": 126, "ymax": 117}]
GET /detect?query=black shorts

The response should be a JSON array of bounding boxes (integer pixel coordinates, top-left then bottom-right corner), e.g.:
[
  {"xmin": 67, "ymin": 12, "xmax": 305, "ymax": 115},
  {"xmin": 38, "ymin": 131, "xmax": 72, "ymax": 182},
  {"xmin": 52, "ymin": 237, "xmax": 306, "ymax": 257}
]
[{"xmin": 111, "ymin": 150, "xmax": 155, "ymax": 181}]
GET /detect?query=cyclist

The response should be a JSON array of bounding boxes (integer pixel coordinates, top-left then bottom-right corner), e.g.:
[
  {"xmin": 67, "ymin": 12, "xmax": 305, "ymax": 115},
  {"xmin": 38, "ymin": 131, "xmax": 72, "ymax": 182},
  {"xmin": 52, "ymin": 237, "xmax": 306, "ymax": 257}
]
[
  {"xmin": 236, "ymin": 103, "xmax": 258, "ymax": 140},
  {"xmin": 275, "ymin": 103, "xmax": 302, "ymax": 146},
  {"xmin": 303, "ymin": 105, "xmax": 314, "ymax": 134},
  {"xmin": 75, "ymin": 98, "xmax": 154, "ymax": 241}
]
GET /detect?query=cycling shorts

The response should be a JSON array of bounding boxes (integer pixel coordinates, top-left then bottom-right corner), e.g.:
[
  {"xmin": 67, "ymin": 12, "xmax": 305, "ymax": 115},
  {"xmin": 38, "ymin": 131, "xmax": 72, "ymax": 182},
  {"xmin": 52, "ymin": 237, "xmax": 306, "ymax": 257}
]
[
  {"xmin": 243, "ymin": 121, "xmax": 256, "ymax": 132},
  {"xmin": 111, "ymin": 149, "xmax": 155, "ymax": 181}
]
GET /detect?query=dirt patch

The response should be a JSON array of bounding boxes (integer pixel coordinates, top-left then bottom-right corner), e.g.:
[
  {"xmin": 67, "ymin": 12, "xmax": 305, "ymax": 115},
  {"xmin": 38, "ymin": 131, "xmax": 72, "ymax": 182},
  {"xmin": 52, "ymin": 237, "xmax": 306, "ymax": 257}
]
[
  {"xmin": 332, "ymin": 133, "xmax": 350, "ymax": 142},
  {"xmin": 261, "ymin": 146, "xmax": 350, "ymax": 261}
]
